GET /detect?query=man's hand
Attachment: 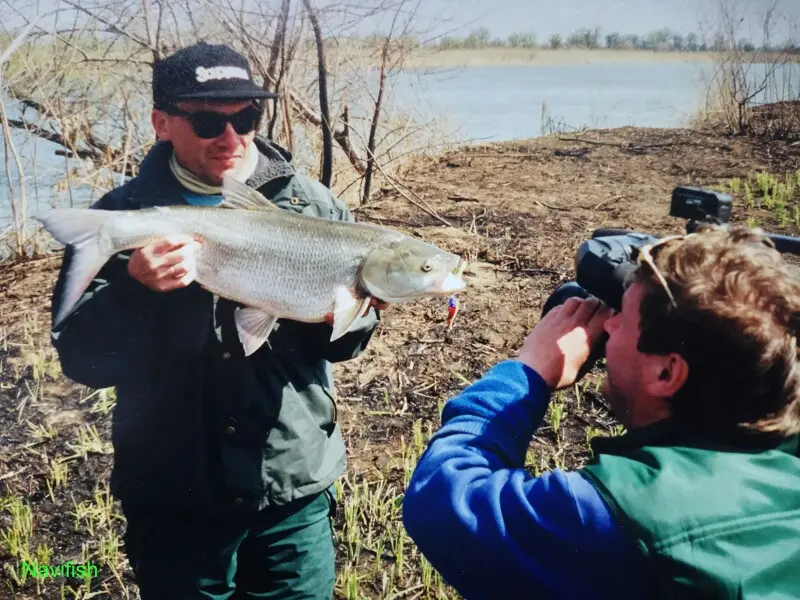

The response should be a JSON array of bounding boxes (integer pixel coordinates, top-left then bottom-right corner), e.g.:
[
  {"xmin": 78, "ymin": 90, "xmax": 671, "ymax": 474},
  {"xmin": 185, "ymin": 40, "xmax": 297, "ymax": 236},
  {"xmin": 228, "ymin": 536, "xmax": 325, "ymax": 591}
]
[
  {"xmin": 128, "ymin": 234, "xmax": 202, "ymax": 292},
  {"xmin": 518, "ymin": 297, "xmax": 613, "ymax": 390},
  {"xmin": 324, "ymin": 297, "xmax": 389, "ymax": 327},
  {"xmin": 367, "ymin": 298, "xmax": 389, "ymax": 314}
]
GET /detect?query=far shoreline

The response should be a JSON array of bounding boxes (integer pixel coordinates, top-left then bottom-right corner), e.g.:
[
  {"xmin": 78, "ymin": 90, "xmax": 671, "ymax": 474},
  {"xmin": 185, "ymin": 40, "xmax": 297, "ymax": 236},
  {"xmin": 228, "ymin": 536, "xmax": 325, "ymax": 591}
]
[{"xmin": 401, "ymin": 47, "xmax": 791, "ymax": 69}]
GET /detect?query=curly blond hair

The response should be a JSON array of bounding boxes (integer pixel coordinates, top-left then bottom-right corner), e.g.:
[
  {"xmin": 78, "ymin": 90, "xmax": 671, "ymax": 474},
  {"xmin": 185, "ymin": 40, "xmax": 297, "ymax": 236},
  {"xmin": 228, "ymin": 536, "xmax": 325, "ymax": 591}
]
[{"xmin": 633, "ymin": 224, "xmax": 800, "ymax": 437}]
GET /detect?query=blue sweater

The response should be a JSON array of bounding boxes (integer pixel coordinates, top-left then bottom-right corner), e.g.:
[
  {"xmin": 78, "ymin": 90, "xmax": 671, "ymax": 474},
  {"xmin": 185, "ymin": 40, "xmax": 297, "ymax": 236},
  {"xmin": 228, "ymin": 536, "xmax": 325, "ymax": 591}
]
[{"xmin": 402, "ymin": 360, "xmax": 658, "ymax": 600}]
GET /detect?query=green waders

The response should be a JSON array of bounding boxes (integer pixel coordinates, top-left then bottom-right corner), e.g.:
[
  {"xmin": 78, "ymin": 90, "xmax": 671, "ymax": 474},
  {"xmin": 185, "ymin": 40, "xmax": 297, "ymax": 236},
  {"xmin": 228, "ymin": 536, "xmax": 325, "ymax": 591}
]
[{"xmin": 122, "ymin": 489, "xmax": 337, "ymax": 600}]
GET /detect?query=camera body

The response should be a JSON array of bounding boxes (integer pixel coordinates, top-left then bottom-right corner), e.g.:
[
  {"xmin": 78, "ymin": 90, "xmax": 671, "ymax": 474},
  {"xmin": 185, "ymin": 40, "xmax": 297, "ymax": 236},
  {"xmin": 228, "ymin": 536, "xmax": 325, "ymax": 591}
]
[
  {"xmin": 541, "ymin": 185, "xmax": 800, "ymax": 377},
  {"xmin": 544, "ymin": 186, "xmax": 734, "ymax": 314}
]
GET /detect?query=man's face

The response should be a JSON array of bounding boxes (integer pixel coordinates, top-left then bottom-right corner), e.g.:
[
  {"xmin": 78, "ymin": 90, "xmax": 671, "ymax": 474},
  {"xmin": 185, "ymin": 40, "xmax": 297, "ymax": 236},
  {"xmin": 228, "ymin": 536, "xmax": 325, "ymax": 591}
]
[
  {"xmin": 152, "ymin": 100, "xmax": 258, "ymax": 186},
  {"xmin": 602, "ymin": 282, "xmax": 674, "ymax": 428}
]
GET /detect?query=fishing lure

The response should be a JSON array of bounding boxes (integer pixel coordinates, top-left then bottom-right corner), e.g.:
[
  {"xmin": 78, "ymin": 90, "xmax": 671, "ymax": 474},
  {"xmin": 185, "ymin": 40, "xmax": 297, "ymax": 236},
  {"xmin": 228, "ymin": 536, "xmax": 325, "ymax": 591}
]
[{"xmin": 446, "ymin": 295, "xmax": 460, "ymax": 330}]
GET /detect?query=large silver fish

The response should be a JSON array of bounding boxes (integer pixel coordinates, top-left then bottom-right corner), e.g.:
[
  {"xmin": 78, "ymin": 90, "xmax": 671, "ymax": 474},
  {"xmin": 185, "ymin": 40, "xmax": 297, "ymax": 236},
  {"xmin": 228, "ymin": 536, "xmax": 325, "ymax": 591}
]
[{"xmin": 35, "ymin": 177, "xmax": 466, "ymax": 355}]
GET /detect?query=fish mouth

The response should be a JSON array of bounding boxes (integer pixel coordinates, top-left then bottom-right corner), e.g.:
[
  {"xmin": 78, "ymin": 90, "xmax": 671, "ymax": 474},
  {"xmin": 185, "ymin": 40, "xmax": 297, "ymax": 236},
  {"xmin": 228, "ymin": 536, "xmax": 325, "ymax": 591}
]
[
  {"xmin": 439, "ymin": 271, "xmax": 466, "ymax": 293},
  {"xmin": 438, "ymin": 258, "xmax": 468, "ymax": 293}
]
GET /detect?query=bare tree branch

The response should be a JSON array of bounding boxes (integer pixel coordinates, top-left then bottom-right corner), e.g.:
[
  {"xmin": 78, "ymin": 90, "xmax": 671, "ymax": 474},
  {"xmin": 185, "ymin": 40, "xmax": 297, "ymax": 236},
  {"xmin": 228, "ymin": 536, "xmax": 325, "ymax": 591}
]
[
  {"xmin": 334, "ymin": 106, "xmax": 365, "ymax": 175},
  {"xmin": 268, "ymin": 0, "xmax": 291, "ymax": 91},
  {"xmin": 361, "ymin": 0, "xmax": 420, "ymax": 204},
  {"xmin": 141, "ymin": 0, "xmax": 161, "ymax": 60},
  {"xmin": 0, "ymin": 16, "xmax": 41, "ymax": 258},
  {"xmin": 61, "ymin": 0, "xmax": 152, "ymax": 52},
  {"xmin": 302, "ymin": 0, "xmax": 333, "ymax": 187},
  {"xmin": 183, "ymin": 0, "xmax": 201, "ymax": 40}
]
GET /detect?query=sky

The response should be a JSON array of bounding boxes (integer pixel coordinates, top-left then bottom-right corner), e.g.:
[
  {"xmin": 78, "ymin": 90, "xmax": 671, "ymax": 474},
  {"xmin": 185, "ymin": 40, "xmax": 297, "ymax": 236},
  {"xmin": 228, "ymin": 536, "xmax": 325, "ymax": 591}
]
[
  {"xmin": 340, "ymin": 0, "xmax": 799, "ymax": 45},
  {"xmin": 3, "ymin": 0, "xmax": 798, "ymax": 47}
]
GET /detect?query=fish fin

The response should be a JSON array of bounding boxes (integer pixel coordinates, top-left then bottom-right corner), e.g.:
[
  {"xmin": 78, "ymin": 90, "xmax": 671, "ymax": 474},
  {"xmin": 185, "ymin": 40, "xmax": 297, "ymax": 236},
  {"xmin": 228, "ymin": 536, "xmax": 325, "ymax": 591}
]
[
  {"xmin": 331, "ymin": 287, "xmax": 371, "ymax": 341},
  {"xmin": 234, "ymin": 307, "xmax": 279, "ymax": 356},
  {"xmin": 221, "ymin": 176, "xmax": 278, "ymax": 211},
  {"xmin": 34, "ymin": 208, "xmax": 115, "ymax": 327}
]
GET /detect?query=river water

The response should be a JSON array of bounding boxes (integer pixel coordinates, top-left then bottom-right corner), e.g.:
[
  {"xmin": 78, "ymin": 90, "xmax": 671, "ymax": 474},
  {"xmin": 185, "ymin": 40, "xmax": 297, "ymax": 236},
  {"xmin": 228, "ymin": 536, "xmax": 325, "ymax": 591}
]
[{"xmin": 1, "ymin": 58, "xmax": 797, "ymax": 231}]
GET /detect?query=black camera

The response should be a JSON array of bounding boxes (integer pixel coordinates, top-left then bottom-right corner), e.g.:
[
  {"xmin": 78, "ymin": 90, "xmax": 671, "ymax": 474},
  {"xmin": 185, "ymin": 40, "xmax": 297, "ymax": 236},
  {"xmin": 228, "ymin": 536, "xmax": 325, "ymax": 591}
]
[{"xmin": 541, "ymin": 186, "xmax": 800, "ymax": 377}]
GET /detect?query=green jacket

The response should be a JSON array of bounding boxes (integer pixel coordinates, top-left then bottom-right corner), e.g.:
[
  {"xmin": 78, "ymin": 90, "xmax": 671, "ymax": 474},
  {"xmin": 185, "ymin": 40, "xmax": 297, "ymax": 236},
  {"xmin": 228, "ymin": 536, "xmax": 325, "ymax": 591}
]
[
  {"xmin": 51, "ymin": 136, "xmax": 380, "ymax": 514},
  {"xmin": 581, "ymin": 420, "xmax": 800, "ymax": 599}
]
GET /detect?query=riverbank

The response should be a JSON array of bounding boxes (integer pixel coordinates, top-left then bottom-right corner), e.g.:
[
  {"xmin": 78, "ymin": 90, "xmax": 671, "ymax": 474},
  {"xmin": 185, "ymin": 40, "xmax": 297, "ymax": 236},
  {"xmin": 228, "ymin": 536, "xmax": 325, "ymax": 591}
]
[
  {"xmin": 1, "ymin": 125, "xmax": 799, "ymax": 599},
  {"xmin": 292, "ymin": 43, "xmax": 799, "ymax": 71},
  {"xmin": 403, "ymin": 47, "xmax": 723, "ymax": 68}
]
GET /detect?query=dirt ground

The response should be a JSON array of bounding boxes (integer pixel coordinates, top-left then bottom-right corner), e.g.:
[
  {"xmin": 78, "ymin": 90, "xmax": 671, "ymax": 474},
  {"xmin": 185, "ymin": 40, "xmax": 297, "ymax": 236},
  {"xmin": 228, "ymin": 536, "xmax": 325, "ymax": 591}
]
[{"xmin": 1, "ymin": 126, "xmax": 799, "ymax": 599}]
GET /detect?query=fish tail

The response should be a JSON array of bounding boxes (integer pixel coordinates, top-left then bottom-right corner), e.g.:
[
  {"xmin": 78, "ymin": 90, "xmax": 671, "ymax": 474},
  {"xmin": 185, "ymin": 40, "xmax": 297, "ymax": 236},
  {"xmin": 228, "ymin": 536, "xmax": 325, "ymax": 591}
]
[{"xmin": 35, "ymin": 208, "xmax": 116, "ymax": 327}]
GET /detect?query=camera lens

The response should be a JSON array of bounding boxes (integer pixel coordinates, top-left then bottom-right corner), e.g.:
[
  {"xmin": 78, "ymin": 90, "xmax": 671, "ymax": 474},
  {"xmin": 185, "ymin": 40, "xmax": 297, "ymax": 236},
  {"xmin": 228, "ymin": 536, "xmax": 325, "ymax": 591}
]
[
  {"xmin": 541, "ymin": 281, "xmax": 591, "ymax": 317},
  {"xmin": 541, "ymin": 281, "xmax": 607, "ymax": 379}
]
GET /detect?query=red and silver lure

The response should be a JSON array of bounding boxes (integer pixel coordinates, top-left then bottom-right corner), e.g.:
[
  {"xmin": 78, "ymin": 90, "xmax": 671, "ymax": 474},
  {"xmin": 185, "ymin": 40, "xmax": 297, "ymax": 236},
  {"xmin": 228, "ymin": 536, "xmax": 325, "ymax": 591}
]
[{"xmin": 446, "ymin": 295, "xmax": 460, "ymax": 330}]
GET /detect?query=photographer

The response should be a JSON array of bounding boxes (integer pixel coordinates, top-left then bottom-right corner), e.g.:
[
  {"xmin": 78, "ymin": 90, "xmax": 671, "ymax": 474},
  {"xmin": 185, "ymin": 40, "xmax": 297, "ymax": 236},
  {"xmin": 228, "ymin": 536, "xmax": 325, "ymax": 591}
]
[{"xmin": 402, "ymin": 225, "xmax": 800, "ymax": 599}]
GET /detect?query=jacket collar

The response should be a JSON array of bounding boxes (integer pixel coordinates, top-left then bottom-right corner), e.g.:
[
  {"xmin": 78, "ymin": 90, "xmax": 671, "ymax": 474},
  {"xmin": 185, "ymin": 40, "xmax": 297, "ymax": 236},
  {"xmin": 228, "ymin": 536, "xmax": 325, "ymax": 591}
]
[
  {"xmin": 590, "ymin": 419, "xmax": 679, "ymax": 457},
  {"xmin": 132, "ymin": 135, "xmax": 296, "ymax": 209},
  {"xmin": 590, "ymin": 418, "xmax": 800, "ymax": 458}
]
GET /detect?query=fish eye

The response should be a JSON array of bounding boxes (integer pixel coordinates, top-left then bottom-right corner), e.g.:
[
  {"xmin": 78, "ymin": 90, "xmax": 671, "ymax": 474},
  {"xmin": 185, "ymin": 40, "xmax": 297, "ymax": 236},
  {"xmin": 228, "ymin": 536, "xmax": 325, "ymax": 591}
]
[{"xmin": 421, "ymin": 260, "xmax": 433, "ymax": 273}]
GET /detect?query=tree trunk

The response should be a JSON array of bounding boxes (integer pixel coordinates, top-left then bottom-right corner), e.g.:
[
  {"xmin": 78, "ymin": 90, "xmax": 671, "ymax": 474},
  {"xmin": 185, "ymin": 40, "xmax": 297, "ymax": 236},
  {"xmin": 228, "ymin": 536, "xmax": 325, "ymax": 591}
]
[
  {"xmin": 361, "ymin": 37, "xmax": 390, "ymax": 205},
  {"xmin": 267, "ymin": 0, "xmax": 290, "ymax": 138},
  {"xmin": 302, "ymin": 0, "xmax": 333, "ymax": 188}
]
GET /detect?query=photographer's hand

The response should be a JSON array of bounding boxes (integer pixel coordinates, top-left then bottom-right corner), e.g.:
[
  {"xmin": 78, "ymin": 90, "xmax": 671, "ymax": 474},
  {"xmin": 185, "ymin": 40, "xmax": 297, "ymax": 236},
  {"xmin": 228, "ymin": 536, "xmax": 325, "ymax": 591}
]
[{"xmin": 518, "ymin": 297, "xmax": 612, "ymax": 390}]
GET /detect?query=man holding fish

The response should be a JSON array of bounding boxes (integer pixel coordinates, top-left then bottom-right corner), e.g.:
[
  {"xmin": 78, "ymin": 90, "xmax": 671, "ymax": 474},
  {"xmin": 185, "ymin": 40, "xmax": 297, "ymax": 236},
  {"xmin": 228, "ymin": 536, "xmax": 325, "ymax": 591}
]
[{"xmin": 43, "ymin": 42, "xmax": 464, "ymax": 600}]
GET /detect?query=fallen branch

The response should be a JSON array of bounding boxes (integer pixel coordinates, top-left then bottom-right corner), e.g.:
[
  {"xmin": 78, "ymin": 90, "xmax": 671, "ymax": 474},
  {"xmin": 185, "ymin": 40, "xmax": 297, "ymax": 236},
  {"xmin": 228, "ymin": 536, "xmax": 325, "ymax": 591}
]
[
  {"xmin": 592, "ymin": 195, "xmax": 624, "ymax": 210},
  {"xmin": 554, "ymin": 148, "xmax": 591, "ymax": 158},
  {"xmin": 371, "ymin": 160, "xmax": 454, "ymax": 228},
  {"xmin": 452, "ymin": 152, "xmax": 539, "ymax": 159},
  {"xmin": 11, "ymin": 96, "xmax": 48, "ymax": 118},
  {"xmin": 518, "ymin": 268, "xmax": 562, "ymax": 276},
  {"xmin": 557, "ymin": 136, "xmax": 727, "ymax": 152},
  {"xmin": 7, "ymin": 117, "xmax": 141, "ymax": 178},
  {"xmin": 534, "ymin": 199, "xmax": 571, "ymax": 212},
  {"xmin": 557, "ymin": 136, "xmax": 625, "ymax": 147},
  {"xmin": 7, "ymin": 118, "xmax": 68, "ymax": 148}
]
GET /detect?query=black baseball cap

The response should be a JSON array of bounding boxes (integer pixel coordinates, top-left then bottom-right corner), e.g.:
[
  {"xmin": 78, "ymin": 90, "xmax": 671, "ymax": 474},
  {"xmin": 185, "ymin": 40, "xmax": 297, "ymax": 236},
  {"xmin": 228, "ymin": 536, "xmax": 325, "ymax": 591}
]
[{"xmin": 152, "ymin": 42, "xmax": 278, "ymax": 109}]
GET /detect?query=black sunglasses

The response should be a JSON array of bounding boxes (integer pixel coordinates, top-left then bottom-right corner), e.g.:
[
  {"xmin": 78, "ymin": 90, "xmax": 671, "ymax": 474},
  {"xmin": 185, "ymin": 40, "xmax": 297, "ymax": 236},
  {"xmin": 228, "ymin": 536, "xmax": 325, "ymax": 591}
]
[{"xmin": 165, "ymin": 104, "xmax": 263, "ymax": 139}]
